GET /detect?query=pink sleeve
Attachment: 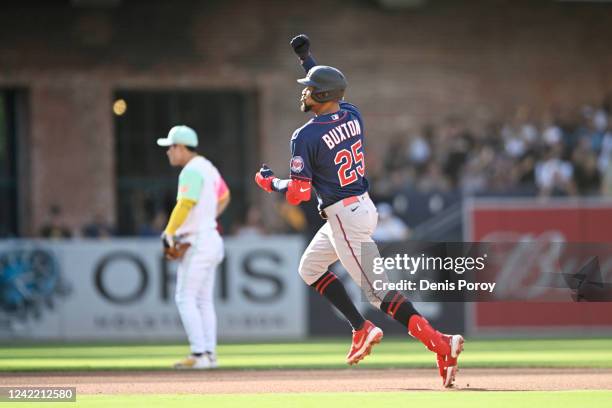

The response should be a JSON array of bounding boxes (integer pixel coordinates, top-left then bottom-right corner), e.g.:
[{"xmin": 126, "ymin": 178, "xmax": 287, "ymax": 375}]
[{"xmin": 216, "ymin": 176, "xmax": 229, "ymax": 200}]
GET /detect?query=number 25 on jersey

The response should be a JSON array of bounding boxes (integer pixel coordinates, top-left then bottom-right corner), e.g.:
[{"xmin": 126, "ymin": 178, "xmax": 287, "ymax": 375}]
[{"xmin": 334, "ymin": 140, "xmax": 365, "ymax": 187}]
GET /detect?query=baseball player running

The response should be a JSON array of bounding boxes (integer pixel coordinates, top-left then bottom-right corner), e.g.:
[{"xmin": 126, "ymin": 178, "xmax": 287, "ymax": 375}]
[
  {"xmin": 254, "ymin": 35, "xmax": 464, "ymax": 387},
  {"xmin": 158, "ymin": 125, "xmax": 231, "ymax": 369}
]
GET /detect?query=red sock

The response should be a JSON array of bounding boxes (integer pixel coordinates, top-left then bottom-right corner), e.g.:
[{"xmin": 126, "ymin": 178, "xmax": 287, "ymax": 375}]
[{"xmin": 408, "ymin": 315, "xmax": 450, "ymax": 355}]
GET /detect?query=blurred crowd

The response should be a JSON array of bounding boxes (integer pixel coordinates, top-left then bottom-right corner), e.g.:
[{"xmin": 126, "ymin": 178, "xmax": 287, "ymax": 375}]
[
  {"xmin": 36, "ymin": 97, "xmax": 612, "ymax": 240},
  {"xmin": 39, "ymin": 205, "xmax": 117, "ymax": 239},
  {"xmin": 369, "ymin": 98, "xmax": 612, "ymax": 200}
]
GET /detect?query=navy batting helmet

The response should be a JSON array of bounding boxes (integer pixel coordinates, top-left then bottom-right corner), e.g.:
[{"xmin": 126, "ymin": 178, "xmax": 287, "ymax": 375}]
[{"xmin": 297, "ymin": 65, "xmax": 347, "ymax": 103}]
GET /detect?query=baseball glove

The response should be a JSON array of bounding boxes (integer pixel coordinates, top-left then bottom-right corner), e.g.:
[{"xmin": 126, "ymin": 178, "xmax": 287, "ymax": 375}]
[{"xmin": 164, "ymin": 242, "xmax": 191, "ymax": 261}]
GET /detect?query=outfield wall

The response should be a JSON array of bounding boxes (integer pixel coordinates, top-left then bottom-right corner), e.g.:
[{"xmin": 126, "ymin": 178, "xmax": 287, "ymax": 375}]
[
  {"xmin": 3, "ymin": 202, "xmax": 612, "ymax": 343},
  {"xmin": 0, "ymin": 236, "xmax": 307, "ymax": 342}
]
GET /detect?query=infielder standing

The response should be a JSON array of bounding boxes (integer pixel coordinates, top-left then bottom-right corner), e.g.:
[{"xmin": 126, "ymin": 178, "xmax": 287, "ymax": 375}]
[
  {"xmin": 158, "ymin": 125, "xmax": 230, "ymax": 369},
  {"xmin": 255, "ymin": 35, "xmax": 464, "ymax": 387}
]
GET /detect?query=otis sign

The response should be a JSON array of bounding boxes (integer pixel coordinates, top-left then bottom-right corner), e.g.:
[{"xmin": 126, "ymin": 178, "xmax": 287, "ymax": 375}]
[{"xmin": 0, "ymin": 237, "xmax": 306, "ymax": 341}]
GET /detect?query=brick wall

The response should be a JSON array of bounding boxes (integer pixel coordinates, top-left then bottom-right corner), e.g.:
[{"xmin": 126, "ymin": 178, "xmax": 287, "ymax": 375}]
[{"xmin": 1, "ymin": 0, "xmax": 611, "ymax": 234}]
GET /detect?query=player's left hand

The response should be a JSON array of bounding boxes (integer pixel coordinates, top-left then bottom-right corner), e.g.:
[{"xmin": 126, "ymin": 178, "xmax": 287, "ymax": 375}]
[
  {"xmin": 254, "ymin": 164, "xmax": 276, "ymax": 193},
  {"xmin": 161, "ymin": 233, "xmax": 191, "ymax": 261},
  {"xmin": 161, "ymin": 232, "xmax": 174, "ymax": 249},
  {"xmin": 290, "ymin": 34, "xmax": 310, "ymax": 60}
]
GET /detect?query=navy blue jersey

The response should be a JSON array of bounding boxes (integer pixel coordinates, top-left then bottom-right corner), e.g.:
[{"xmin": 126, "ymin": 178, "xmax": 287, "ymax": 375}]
[{"xmin": 289, "ymin": 101, "xmax": 369, "ymax": 209}]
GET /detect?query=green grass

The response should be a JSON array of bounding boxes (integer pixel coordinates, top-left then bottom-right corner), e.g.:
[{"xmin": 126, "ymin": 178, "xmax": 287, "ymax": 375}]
[
  {"xmin": 2, "ymin": 339, "xmax": 611, "ymax": 407},
  {"xmin": 10, "ymin": 391, "xmax": 612, "ymax": 408},
  {"xmin": 1, "ymin": 338, "xmax": 612, "ymax": 371}
]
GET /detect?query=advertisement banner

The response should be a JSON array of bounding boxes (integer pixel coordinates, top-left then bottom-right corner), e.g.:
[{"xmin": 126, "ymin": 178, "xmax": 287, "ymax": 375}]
[
  {"xmin": 0, "ymin": 236, "xmax": 306, "ymax": 341},
  {"xmin": 465, "ymin": 199, "xmax": 612, "ymax": 335}
]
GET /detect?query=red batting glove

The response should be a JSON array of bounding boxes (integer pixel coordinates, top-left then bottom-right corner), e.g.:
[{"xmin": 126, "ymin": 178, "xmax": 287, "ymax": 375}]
[
  {"xmin": 255, "ymin": 172, "xmax": 274, "ymax": 193},
  {"xmin": 255, "ymin": 164, "xmax": 277, "ymax": 193}
]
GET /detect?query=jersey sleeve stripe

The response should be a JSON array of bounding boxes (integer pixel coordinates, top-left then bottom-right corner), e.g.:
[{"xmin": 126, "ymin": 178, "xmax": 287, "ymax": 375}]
[
  {"xmin": 291, "ymin": 175, "xmax": 312, "ymax": 181},
  {"xmin": 216, "ymin": 177, "xmax": 230, "ymax": 199},
  {"xmin": 217, "ymin": 189, "xmax": 230, "ymax": 202}
]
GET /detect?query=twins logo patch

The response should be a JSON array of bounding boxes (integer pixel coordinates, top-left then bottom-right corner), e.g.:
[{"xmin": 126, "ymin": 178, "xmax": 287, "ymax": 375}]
[{"xmin": 290, "ymin": 156, "xmax": 305, "ymax": 173}]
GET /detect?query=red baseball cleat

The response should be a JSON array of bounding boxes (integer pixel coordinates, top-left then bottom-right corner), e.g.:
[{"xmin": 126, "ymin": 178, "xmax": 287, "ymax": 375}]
[
  {"xmin": 346, "ymin": 320, "xmax": 384, "ymax": 365},
  {"xmin": 437, "ymin": 334, "xmax": 464, "ymax": 388}
]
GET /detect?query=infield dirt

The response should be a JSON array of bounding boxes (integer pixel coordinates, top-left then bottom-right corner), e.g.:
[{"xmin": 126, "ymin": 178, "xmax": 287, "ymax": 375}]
[{"xmin": 2, "ymin": 368, "xmax": 612, "ymax": 394}]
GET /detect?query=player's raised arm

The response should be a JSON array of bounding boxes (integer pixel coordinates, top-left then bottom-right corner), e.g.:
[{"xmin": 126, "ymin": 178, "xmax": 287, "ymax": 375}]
[
  {"xmin": 291, "ymin": 34, "xmax": 359, "ymax": 116},
  {"xmin": 290, "ymin": 34, "xmax": 317, "ymax": 73}
]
